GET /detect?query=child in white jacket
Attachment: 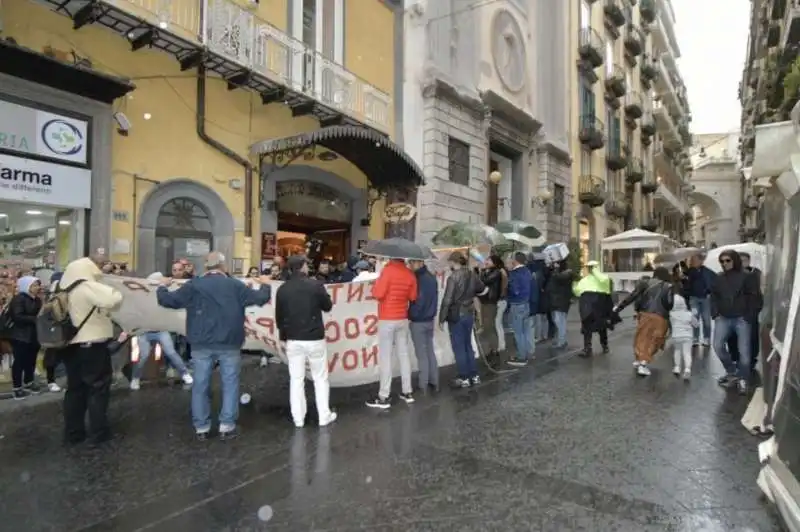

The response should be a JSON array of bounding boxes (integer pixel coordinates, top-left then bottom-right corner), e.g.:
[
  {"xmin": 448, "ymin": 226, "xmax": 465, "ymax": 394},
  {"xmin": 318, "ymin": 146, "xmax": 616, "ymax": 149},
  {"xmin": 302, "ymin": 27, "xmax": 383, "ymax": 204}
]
[{"xmin": 670, "ymin": 291, "xmax": 698, "ymax": 380}]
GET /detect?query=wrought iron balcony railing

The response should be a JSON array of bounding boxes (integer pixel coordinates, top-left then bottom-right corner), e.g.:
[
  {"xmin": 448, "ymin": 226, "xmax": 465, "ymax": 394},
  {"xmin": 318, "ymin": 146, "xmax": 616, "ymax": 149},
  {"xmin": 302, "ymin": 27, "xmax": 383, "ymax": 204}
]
[{"xmin": 104, "ymin": 0, "xmax": 392, "ymax": 132}]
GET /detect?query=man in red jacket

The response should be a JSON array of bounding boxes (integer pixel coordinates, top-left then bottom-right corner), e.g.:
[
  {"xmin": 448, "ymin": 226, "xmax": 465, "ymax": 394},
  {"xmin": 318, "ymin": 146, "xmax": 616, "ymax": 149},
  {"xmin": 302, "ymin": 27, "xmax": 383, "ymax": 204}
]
[{"xmin": 366, "ymin": 258, "xmax": 417, "ymax": 409}]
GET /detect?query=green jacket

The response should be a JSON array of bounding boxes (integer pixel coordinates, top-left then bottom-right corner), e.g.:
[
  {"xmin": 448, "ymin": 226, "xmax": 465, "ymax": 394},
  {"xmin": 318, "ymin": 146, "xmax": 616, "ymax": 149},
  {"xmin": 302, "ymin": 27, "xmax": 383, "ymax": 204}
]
[{"xmin": 573, "ymin": 269, "xmax": 612, "ymax": 297}]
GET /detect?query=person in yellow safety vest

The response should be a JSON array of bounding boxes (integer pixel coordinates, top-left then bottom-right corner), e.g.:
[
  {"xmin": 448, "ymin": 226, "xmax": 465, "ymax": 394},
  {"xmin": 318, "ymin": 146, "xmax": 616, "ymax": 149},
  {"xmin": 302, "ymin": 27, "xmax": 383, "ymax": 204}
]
[{"xmin": 573, "ymin": 260, "xmax": 616, "ymax": 357}]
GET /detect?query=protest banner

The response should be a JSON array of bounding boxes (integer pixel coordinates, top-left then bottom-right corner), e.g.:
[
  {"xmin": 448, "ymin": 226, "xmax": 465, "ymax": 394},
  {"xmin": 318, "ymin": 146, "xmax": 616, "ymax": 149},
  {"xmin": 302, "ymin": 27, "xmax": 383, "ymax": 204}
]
[{"xmin": 102, "ymin": 252, "xmax": 481, "ymax": 388}]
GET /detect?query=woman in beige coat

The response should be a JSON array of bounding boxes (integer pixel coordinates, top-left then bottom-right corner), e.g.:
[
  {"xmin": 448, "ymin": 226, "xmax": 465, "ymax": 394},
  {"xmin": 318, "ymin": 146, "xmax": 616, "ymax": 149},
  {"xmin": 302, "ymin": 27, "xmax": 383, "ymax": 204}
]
[{"xmin": 60, "ymin": 257, "xmax": 123, "ymax": 445}]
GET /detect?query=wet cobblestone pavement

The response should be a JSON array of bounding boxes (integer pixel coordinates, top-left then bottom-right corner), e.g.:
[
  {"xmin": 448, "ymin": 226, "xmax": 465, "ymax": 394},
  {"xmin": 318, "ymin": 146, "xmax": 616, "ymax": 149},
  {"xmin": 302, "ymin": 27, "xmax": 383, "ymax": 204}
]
[{"xmin": 0, "ymin": 325, "xmax": 785, "ymax": 531}]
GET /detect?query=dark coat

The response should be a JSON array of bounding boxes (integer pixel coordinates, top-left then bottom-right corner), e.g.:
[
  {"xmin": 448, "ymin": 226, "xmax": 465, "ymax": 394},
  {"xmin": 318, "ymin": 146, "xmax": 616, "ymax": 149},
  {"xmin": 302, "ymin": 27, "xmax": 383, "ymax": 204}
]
[
  {"xmin": 578, "ymin": 291, "xmax": 614, "ymax": 333},
  {"xmin": 546, "ymin": 269, "xmax": 574, "ymax": 313},
  {"xmin": 275, "ymin": 274, "xmax": 333, "ymax": 341},
  {"xmin": 8, "ymin": 292, "xmax": 42, "ymax": 344},
  {"xmin": 479, "ymin": 268, "xmax": 503, "ymax": 304}
]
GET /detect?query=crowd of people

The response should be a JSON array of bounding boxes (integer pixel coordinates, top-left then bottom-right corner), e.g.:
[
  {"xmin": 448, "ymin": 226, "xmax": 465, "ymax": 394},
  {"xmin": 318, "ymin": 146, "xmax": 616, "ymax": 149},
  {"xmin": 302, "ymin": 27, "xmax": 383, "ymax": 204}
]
[{"xmin": 0, "ymin": 243, "xmax": 765, "ymax": 446}]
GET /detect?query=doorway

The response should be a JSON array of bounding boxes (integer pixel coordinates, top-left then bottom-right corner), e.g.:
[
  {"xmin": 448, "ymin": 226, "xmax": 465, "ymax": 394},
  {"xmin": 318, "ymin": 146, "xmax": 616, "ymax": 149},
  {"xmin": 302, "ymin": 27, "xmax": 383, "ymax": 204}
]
[
  {"xmin": 154, "ymin": 197, "xmax": 213, "ymax": 274},
  {"xmin": 276, "ymin": 181, "xmax": 352, "ymax": 264}
]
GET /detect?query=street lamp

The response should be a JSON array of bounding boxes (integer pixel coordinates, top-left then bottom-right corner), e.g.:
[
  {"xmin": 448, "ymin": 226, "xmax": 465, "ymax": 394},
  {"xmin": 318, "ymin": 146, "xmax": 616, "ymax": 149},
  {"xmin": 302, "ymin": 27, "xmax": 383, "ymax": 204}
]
[{"xmin": 488, "ymin": 170, "xmax": 502, "ymax": 184}]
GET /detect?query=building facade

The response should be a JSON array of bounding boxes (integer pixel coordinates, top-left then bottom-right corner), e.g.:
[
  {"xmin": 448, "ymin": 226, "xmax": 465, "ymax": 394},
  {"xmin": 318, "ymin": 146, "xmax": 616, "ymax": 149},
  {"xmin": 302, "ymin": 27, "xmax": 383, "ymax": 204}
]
[
  {"xmin": 403, "ymin": 0, "xmax": 572, "ymax": 244},
  {"xmin": 0, "ymin": 0, "xmax": 421, "ymax": 275},
  {"xmin": 569, "ymin": 0, "xmax": 692, "ymax": 264},
  {"xmin": 737, "ymin": 0, "xmax": 800, "ymax": 243},
  {"xmin": 688, "ymin": 132, "xmax": 741, "ymax": 248}
]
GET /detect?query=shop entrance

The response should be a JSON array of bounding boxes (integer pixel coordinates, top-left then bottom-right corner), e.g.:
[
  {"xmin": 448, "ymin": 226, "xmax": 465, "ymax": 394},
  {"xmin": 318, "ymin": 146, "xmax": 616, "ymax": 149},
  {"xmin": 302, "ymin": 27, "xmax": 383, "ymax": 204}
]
[
  {"xmin": 155, "ymin": 197, "xmax": 213, "ymax": 275},
  {"xmin": 276, "ymin": 181, "xmax": 352, "ymax": 264}
]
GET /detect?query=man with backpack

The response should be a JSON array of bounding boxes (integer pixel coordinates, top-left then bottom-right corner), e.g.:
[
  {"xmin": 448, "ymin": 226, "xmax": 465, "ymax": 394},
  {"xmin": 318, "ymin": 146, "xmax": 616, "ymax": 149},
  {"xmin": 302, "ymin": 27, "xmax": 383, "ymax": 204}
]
[{"xmin": 50, "ymin": 257, "xmax": 124, "ymax": 445}]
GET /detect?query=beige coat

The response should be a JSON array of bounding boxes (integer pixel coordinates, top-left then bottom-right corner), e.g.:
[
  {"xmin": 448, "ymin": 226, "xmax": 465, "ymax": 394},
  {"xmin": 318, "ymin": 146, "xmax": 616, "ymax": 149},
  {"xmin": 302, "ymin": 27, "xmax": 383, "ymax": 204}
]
[{"xmin": 60, "ymin": 257, "xmax": 123, "ymax": 344}]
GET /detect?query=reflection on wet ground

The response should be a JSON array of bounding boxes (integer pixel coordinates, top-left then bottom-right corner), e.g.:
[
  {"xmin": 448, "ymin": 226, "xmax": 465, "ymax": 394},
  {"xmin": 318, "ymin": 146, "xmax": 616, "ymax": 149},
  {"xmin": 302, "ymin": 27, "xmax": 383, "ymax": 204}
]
[{"xmin": 0, "ymin": 328, "xmax": 784, "ymax": 531}]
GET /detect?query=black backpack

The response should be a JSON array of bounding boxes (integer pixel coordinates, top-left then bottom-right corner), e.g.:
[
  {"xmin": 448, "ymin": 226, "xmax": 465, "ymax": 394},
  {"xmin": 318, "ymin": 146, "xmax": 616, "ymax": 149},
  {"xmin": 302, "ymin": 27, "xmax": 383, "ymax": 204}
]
[{"xmin": 36, "ymin": 280, "xmax": 96, "ymax": 349}]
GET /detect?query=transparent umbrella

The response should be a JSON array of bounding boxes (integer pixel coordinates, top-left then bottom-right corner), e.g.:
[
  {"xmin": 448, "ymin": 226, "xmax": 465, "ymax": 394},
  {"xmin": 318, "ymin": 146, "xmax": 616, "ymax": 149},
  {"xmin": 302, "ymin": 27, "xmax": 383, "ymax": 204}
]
[{"xmin": 431, "ymin": 223, "xmax": 509, "ymax": 247}]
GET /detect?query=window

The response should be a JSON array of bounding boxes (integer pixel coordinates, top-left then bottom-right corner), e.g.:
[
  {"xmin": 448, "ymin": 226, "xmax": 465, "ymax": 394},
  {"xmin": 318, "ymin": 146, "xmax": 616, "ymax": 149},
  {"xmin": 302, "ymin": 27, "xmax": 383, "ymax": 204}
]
[
  {"xmin": 580, "ymin": 148, "xmax": 592, "ymax": 175},
  {"xmin": 448, "ymin": 136, "xmax": 470, "ymax": 186},
  {"xmin": 292, "ymin": 0, "xmax": 343, "ymax": 62},
  {"xmin": 580, "ymin": 0, "xmax": 591, "ymax": 30},
  {"xmin": 605, "ymin": 39, "xmax": 614, "ymax": 76},
  {"xmin": 552, "ymin": 184, "xmax": 565, "ymax": 216},
  {"xmin": 580, "ymin": 79, "xmax": 594, "ymax": 122}
]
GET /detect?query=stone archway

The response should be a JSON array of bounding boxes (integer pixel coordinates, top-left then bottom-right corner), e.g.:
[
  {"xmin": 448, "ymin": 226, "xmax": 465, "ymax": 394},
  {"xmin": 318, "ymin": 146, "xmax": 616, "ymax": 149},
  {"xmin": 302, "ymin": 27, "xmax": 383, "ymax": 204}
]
[
  {"xmin": 136, "ymin": 179, "xmax": 234, "ymax": 274},
  {"xmin": 691, "ymin": 190, "xmax": 736, "ymax": 246}
]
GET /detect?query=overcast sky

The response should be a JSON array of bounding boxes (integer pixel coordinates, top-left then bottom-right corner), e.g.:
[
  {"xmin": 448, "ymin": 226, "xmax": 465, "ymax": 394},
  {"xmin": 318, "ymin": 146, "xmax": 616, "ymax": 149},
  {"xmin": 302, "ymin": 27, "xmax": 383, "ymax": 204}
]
[{"xmin": 672, "ymin": 0, "xmax": 750, "ymax": 134}]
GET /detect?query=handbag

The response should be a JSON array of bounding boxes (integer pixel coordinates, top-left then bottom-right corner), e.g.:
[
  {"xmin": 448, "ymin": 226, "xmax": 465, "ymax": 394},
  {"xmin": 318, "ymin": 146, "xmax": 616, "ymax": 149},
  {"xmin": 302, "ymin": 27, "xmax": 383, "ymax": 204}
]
[{"xmin": 0, "ymin": 305, "xmax": 14, "ymax": 339}]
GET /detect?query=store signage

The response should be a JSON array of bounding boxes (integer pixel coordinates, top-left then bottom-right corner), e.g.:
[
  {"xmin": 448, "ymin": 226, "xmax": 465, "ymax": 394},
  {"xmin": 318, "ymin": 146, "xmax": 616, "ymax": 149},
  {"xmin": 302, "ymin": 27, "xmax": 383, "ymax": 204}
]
[
  {"xmin": 0, "ymin": 99, "xmax": 89, "ymax": 165},
  {"xmin": 384, "ymin": 202, "xmax": 416, "ymax": 223},
  {"xmin": 0, "ymin": 153, "xmax": 92, "ymax": 209}
]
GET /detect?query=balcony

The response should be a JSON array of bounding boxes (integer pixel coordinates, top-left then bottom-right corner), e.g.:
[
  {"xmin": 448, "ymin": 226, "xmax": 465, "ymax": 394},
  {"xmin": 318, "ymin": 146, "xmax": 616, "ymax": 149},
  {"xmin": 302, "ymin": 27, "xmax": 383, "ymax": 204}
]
[
  {"xmin": 624, "ymin": 91, "xmax": 643, "ymax": 118},
  {"xmin": 579, "ymin": 114, "xmax": 606, "ymax": 150},
  {"xmin": 624, "ymin": 25, "xmax": 644, "ymax": 57},
  {"xmin": 605, "ymin": 191, "xmax": 629, "ymax": 218},
  {"xmin": 641, "ymin": 172, "xmax": 658, "ymax": 194},
  {"xmin": 604, "ymin": 0, "xmax": 627, "ymax": 31},
  {"xmin": 36, "ymin": 0, "xmax": 392, "ymax": 133},
  {"xmin": 579, "ymin": 28, "xmax": 605, "ymax": 69},
  {"xmin": 579, "ymin": 175, "xmax": 607, "ymax": 207},
  {"xmin": 654, "ymin": 57, "xmax": 681, "ymax": 112},
  {"xmin": 626, "ymin": 157, "xmax": 644, "ymax": 183},
  {"xmin": 640, "ymin": 0, "xmax": 657, "ymax": 23},
  {"xmin": 653, "ymin": 100, "xmax": 680, "ymax": 146},
  {"xmin": 654, "ymin": 178, "xmax": 688, "ymax": 214},
  {"xmin": 641, "ymin": 216, "xmax": 658, "ymax": 232},
  {"xmin": 641, "ymin": 112, "xmax": 656, "ymax": 135},
  {"xmin": 605, "ymin": 64, "xmax": 627, "ymax": 99},
  {"xmin": 640, "ymin": 56, "xmax": 659, "ymax": 90},
  {"xmin": 606, "ymin": 140, "xmax": 629, "ymax": 170}
]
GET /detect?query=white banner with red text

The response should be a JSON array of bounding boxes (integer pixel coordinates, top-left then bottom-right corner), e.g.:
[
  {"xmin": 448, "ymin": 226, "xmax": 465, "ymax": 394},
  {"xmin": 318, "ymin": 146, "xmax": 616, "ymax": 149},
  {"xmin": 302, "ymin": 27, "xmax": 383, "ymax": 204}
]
[{"xmin": 101, "ymin": 264, "xmax": 480, "ymax": 388}]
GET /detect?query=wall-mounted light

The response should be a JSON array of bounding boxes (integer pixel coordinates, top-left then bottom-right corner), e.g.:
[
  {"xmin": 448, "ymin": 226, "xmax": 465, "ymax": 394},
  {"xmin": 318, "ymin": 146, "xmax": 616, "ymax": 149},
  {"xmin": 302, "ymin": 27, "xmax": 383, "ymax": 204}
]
[{"xmin": 488, "ymin": 170, "xmax": 502, "ymax": 185}]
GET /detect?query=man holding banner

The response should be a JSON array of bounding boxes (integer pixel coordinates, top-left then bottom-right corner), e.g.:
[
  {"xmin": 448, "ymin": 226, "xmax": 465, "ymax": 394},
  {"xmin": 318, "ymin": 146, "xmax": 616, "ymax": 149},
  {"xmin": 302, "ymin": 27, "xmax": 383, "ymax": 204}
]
[{"xmin": 156, "ymin": 252, "xmax": 272, "ymax": 441}]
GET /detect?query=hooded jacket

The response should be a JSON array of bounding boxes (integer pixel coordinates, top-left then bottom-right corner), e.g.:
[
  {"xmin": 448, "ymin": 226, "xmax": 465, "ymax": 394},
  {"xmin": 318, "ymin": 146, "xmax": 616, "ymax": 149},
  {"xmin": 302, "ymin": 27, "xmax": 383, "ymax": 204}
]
[
  {"xmin": 372, "ymin": 260, "xmax": 417, "ymax": 320},
  {"xmin": 710, "ymin": 251, "xmax": 760, "ymax": 321},
  {"xmin": 61, "ymin": 257, "xmax": 124, "ymax": 344},
  {"xmin": 8, "ymin": 276, "xmax": 42, "ymax": 344}
]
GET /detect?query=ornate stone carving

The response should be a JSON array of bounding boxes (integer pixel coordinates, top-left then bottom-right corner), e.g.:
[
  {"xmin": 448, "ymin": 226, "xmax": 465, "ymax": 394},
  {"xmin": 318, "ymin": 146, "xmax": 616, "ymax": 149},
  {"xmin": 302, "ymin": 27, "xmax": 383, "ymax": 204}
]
[{"xmin": 490, "ymin": 10, "xmax": 525, "ymax": 93}]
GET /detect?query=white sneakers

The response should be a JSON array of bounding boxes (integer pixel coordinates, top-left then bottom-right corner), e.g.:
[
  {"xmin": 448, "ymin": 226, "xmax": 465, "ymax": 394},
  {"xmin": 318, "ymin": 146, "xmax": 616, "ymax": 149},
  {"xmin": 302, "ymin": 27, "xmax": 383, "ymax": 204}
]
[
  {"xmin": 48, "ymin": 382, "xmax": 62, "ymax": 392},
  {"xmin": 673, "ymin": 366, "xmax": 691, "ymax": 380},
  {"xmin": 181, "ymin": 373, "xmax": 194, "ymax": 385},
  {"xmin": 296, "ymin": 412, "xmax": 338, "ymax": 429},
  {"xmin": 130, "ymin": 378, "xmax": 141, "ymax": 391},
  {"xmin": 636, "ymin": 364, "xmax": 651, "ymax": 377}
]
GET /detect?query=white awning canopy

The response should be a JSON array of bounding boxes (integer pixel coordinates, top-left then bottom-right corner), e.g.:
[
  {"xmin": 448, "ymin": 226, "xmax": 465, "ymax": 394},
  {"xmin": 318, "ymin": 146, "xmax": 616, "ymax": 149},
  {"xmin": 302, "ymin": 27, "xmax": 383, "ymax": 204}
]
[{"xmin": 601, "ymin": 228, "xmax": 673, "ymax": 250}]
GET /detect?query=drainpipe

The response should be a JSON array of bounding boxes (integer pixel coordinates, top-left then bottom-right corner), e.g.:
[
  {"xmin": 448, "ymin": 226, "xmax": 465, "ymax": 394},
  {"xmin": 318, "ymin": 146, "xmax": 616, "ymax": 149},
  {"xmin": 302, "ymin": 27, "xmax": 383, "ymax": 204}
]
[{"xmin": 196, "ymin": 65, "xmax": 253, "ymax": 240}]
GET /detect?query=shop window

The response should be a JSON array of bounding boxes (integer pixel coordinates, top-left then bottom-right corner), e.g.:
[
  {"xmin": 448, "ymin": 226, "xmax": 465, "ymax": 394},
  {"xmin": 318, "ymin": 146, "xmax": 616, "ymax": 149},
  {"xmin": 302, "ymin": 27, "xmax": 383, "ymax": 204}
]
[{"xmin": 448, "ymin": 136, "xmax": 470, "ymax": 186}]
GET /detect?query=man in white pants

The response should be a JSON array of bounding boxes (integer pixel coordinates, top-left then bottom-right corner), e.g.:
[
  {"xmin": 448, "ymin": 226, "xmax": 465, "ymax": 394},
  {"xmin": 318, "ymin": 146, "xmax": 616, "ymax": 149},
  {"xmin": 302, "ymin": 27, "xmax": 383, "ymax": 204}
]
[{"xmin": 275, "ymin": 256, "xmax": 337, "ymax": 428}]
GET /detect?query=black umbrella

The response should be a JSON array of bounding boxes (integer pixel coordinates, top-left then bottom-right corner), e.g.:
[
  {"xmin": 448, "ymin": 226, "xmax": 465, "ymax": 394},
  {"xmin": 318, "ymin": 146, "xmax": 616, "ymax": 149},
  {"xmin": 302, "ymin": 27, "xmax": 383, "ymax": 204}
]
[{"xmin": 362, "ymin": 238, "xmax": 434, "ymax": 261}]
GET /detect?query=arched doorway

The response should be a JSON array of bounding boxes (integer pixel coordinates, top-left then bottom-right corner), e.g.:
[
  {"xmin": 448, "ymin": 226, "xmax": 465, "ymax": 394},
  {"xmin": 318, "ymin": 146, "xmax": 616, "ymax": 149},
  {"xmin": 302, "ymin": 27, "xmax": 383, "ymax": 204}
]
[
  {"xmin": 260, "ymin": 165, "xmax": 369, "ymax": 264},
  {"xmin": 136, "ymin": 179, "xmax": 234, "ymax": 275},
  {"xmin": 155, "ymin": 198, "xmax": 214, "ymax": 274}
]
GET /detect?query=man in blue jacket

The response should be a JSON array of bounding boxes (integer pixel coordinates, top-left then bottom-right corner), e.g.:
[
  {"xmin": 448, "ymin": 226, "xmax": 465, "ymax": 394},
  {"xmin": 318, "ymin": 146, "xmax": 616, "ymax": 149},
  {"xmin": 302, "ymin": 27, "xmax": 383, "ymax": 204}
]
[
  {"xmin": 507, "ymin": 252, "xmax": 535, "ymax": 366},
  {"xmin": 407, "ymin": 259, "xmax": 439, "ymax": 391},
  {"xmin": 157, "ymin": 251, "xmax": 271, "ymax": 441},
  {"xmin": 685, "ymin": 254, "xmax": 715, "ymax": 346}
]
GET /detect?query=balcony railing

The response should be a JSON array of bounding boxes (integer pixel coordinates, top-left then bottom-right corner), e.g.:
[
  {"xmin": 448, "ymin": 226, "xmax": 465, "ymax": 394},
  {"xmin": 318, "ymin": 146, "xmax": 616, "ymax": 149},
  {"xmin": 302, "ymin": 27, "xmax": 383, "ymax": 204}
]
[
  {"xmin": 104, "ymin": 0, "xmax": 392, "ymax": 132},
  {"xmin": 578, "ymin": 175, "xmax": 607, "ymax": 207},
  {"xmin": 654, "ymin": 177, "xmax": 687, "ymax": 213}
]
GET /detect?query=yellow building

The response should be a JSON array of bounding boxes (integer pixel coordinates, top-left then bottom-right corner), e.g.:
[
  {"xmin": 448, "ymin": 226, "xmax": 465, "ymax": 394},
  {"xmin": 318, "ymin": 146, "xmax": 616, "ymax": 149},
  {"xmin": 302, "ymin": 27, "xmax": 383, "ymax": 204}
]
[
  {"xmin": 568, "ymin": 0, "xmax": 692, "ymax": 267},
  {"xmin": 0, "ymin": 0, "xmax": 421, "ymax": 275}
]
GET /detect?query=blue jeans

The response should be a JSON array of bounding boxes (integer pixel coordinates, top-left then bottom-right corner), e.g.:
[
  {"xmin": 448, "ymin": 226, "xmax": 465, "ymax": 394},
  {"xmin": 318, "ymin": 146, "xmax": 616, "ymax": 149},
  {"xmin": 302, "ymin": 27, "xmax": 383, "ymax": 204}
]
[
  {"xmin": 508, "ymin": 303, "xmax": 532, "ymax": 360},
  {"xmin": 448, "ymin": 314, "xmax": 477, "ymax": 379},
  {"xmin": 134, "ymin": 332, "xmax": 189, "ymax": 379},
  {"xmin": 690, "ymin": 296, "xmax": 711, "ymax": 342},
  {"xmin": 191, "ymin": 348, "xmax": 241, "ymax": 433},
  {"xmin": 551, "ymin": 311, "xmax": 568, "ymax": 347},
  {"xmin": 713, "ymin": 317, "xmax": 751, "ymax": 380}
]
